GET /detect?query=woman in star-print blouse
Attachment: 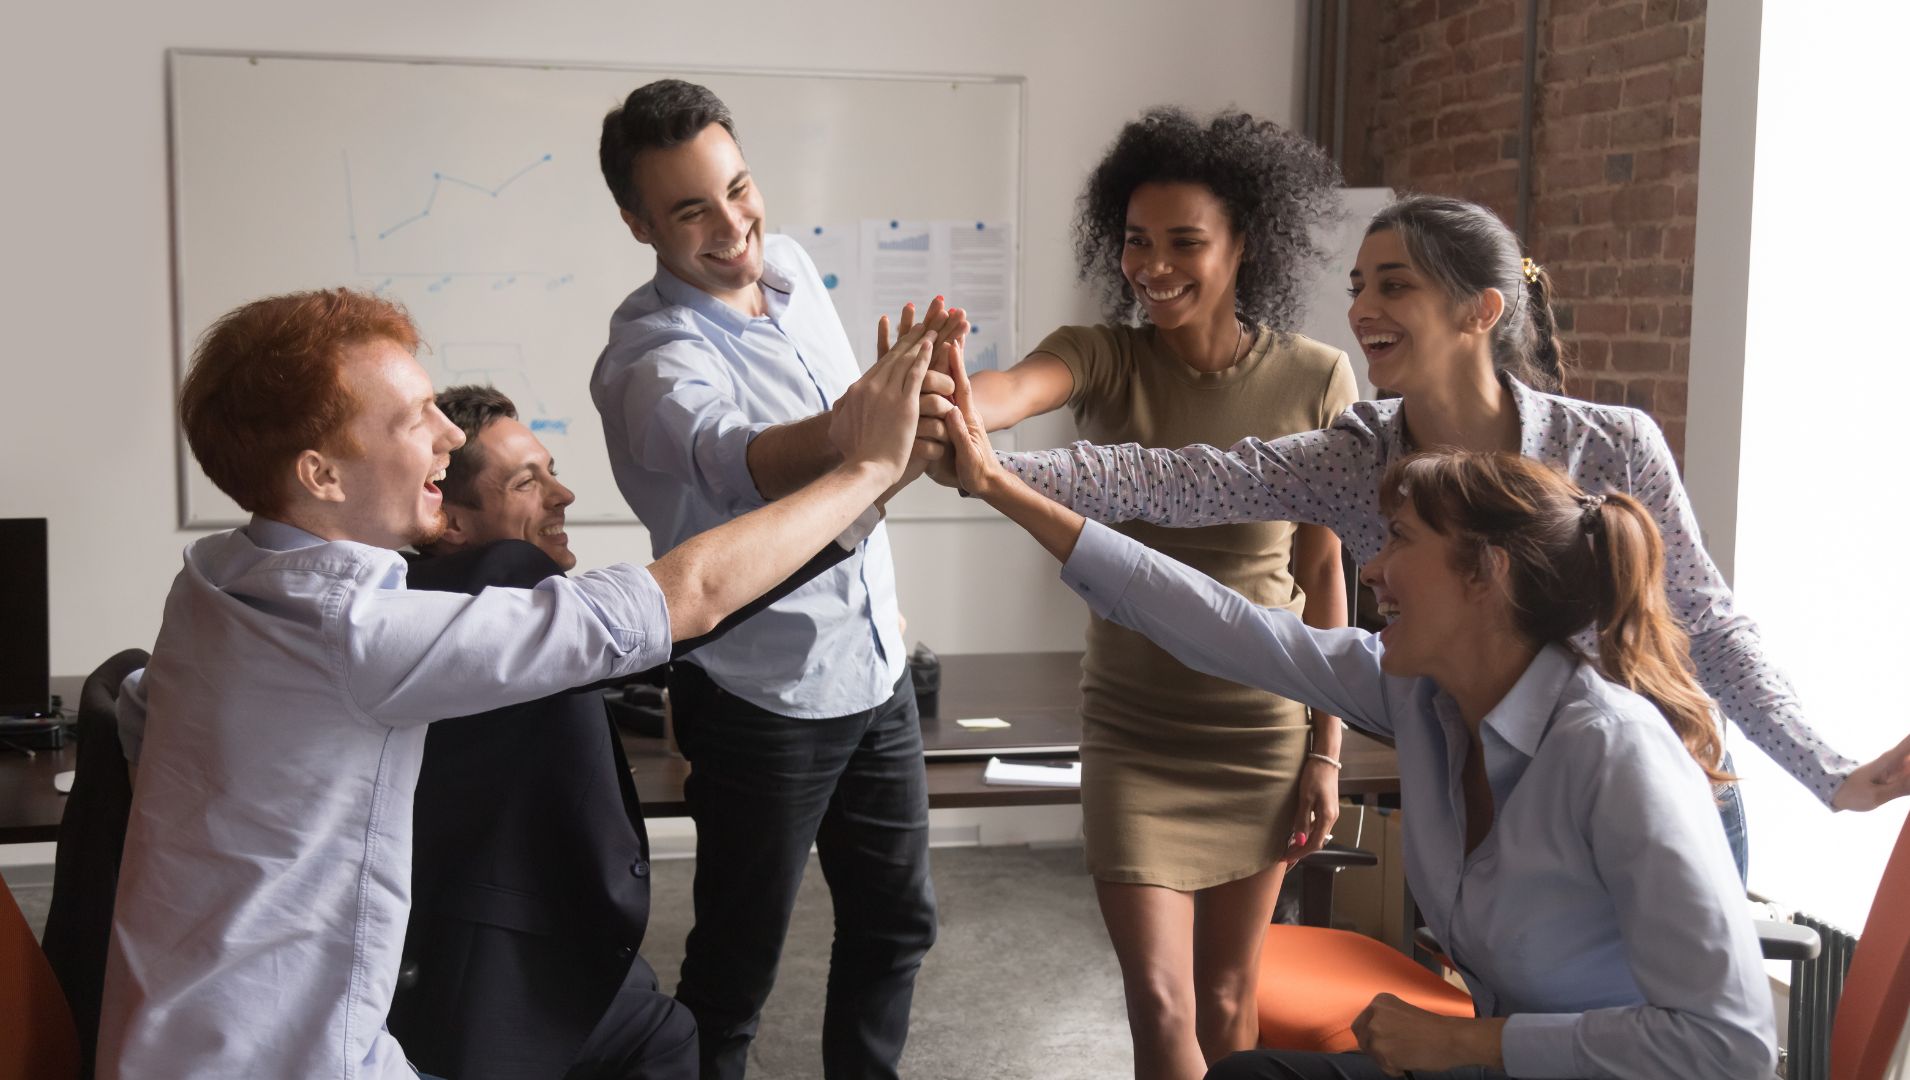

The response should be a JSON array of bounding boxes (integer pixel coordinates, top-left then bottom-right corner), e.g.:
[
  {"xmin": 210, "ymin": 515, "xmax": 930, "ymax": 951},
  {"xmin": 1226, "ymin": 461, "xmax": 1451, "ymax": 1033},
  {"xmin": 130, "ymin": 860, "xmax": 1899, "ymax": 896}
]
[{"xmin": 994, "ymin": 195, "xmax": 1910, "ymax": 842}]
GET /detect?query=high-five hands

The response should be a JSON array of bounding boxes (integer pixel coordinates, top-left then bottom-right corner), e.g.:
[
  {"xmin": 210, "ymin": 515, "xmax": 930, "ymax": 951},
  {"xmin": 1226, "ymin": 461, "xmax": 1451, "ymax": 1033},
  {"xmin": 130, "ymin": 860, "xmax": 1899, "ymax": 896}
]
[
  {"xmin": 938, "ymin": 338, "xmax": 1010, "ymax": 500},
  {"xmin": 828, "ymin": 322, "xmax": 937, "ymax": 484},
  {"xmin": 876, "ymin": 297, "xmax": 968, "ymax": 474}
]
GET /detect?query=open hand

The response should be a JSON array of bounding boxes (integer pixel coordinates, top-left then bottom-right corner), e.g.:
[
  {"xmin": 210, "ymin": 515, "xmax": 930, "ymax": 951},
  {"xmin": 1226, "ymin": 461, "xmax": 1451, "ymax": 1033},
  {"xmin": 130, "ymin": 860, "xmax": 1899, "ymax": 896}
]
[
  {"xmin": 830, "ymin": 323, "xmax": 935, "ymax": 482},
  {"xmin": 1353, "ymin": 993, "xmax": 1503, "ymax": 1076},
  {"xmin": 1833, "ymin": 730, "xmax": 1910, "ymax": 811},
  {"xmin": 877, "ymin": 299, "xmax": 965, "ymax": 472},
  {"xmin": 939, "ymin": 338, "xmax": 1009, "ymax": 499}
]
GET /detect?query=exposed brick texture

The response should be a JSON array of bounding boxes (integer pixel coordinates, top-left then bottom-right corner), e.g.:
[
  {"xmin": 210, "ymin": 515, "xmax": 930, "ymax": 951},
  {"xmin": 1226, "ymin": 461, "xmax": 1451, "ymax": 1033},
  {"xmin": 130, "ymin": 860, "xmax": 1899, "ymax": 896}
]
[{"xmin": 1360, "ymin": 0, "xmax": 1705, "ymax": 459}]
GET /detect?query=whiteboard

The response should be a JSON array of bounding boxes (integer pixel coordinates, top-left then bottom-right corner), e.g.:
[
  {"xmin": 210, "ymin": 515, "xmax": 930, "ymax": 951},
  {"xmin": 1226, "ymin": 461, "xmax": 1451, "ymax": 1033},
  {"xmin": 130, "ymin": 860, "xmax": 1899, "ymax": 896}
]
[{"xmin": 168, "ymin": 50, "xmax": 1023, "ymax": 526}]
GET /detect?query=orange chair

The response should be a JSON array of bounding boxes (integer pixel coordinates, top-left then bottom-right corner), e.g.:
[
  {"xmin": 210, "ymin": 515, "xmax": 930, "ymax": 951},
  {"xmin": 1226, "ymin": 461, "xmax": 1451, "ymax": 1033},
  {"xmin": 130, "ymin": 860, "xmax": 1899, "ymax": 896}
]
[
  {"xmin": 0, "ymin": 875, "xmax": 81, "ymax": 1080},
  {"xmin": 1255, "ymin": 845, "xmax": 1472, "ymax": 1052},
  {"xmin": 1830, "ymin": 814, "xmax": 1910, "ymax": 1080}
]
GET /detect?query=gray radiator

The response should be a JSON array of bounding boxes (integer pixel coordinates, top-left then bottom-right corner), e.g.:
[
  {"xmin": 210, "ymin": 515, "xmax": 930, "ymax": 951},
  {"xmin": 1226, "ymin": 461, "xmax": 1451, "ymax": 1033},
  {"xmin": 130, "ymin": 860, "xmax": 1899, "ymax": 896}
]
[{"xmin": 1783, "ymin": 912, "xmax": 1858, "ymax": 1080}]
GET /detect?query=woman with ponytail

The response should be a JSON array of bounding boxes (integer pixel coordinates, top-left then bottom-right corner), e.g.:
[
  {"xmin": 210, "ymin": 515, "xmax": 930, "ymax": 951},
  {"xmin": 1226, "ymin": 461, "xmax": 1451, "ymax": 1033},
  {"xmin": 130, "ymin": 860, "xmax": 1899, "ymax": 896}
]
[
  {"xmin": 977, "ymin": 194, "xmax": 1910, "ymax": 862},
  {"xmin": 937, "ymin": 371, "xmax": 1776, "ymax": 1077}
]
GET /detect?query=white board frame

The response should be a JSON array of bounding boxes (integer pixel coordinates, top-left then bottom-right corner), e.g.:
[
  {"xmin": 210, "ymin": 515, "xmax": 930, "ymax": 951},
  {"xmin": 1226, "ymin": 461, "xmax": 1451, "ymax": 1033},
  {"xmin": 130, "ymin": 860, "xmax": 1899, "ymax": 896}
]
[{"xmin": 167, "ymin": 48, "xmax": 1025, "ymax": 527}]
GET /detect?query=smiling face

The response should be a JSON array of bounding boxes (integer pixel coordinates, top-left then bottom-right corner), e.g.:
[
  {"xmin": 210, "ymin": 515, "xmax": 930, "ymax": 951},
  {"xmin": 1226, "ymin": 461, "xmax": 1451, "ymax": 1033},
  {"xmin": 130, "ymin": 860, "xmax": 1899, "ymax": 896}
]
[
  {"xmin": 1346, "ymin": 228, "xmax": 1500, "ymax": 396},
  {"xmin": 1358, "ymin": 501, "xmax": 1498, "ymax": 678},
  {"xmin": 439, "ymin": 417, "xmax": 577, "ymax": 570},
  {"xmin": 320, "ymin": 339, "xmax": 464, "ymax": 550},
  {"xmin": 621, "ymin": 122, "xmax": 765, "ymax": 309},
  {"xmin": 1120, "ymin": 181, "xmax": 1245, "ymax": 331}
]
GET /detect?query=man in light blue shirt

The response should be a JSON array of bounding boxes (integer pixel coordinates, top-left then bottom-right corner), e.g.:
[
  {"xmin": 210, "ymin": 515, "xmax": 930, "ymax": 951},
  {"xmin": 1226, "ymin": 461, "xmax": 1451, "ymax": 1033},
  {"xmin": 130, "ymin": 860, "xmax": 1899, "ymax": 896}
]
[
  {"xmin": 591, "ymin": 80, "xmax": 954, "ymax": 1080},
  {"xmin": 99, "ymin": 286, "xmax": 935, "ymax": 1080}
]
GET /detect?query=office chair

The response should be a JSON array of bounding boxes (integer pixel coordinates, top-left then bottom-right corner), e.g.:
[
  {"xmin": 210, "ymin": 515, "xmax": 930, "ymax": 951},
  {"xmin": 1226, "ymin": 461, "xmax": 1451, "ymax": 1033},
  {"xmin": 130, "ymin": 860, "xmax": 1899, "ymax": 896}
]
[
  {"xmin": 40, "ymin": 648, "xmax": 146, "ymax": 1079},
  {"xmin": 1, "ymin": 873, "xmax": 81, "ymax": 1079},
  {"xmin": 1257, "ymin": 843, "xmax": 1471, "ymax": 1052},
  {"xmin": 1259, "ymin": 836, "xmax": 1853, "ymax": 1058}
]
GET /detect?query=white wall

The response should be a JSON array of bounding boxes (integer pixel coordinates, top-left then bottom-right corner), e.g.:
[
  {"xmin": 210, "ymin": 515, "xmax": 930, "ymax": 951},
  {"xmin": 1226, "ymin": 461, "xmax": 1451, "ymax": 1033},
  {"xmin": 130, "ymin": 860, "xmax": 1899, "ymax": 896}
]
[
  {"xmin": 0, "ymin": 0, "xmax": 1308, "ymax": 674},
  {"xmin": 1689, "ymin": 1, "xmax": 1910, "ymax": 933}
]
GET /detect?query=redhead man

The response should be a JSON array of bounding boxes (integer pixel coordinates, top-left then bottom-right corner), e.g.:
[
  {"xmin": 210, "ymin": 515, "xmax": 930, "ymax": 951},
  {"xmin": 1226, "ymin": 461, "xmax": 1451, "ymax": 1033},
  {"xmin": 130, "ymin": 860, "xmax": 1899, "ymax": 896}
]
[{"xmin": 99, "ymin": 288, "xmax": 937, "ymax": 1079}]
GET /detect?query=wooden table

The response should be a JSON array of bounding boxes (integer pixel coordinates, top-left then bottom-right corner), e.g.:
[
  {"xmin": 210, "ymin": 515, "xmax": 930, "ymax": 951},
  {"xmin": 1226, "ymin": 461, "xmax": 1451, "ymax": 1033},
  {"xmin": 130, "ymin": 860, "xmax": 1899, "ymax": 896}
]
[{"xmin": 2, "ymin": 656, "xmax": 1398, "ymax": 842}]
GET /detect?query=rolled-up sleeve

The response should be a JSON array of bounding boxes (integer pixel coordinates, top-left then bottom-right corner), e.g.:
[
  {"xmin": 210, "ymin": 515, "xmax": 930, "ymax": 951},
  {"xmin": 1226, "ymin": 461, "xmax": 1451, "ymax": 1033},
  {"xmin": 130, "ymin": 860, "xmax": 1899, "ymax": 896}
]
[
  {"xmin": 337, "ymin": 561, "xmax": 674, "ymax": 724},
  {"xmin": 599, "ymin": 326, "xmax": 772, "ymax": 515}
]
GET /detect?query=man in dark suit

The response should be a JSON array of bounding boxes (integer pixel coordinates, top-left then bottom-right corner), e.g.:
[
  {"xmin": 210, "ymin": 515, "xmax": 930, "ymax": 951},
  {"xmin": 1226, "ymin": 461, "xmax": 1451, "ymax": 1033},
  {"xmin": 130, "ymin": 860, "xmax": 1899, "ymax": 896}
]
[{"xmin": 388, "ymin": 385, "xmax": 855, "ymax": 1080}]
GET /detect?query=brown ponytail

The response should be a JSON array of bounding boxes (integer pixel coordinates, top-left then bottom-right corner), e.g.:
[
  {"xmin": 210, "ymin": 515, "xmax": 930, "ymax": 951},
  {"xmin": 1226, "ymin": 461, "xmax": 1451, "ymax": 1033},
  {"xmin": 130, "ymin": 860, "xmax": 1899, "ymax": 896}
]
[
  {"xmin": 1585, "ymin": 495, "xmax": 1731, "ymax": 784},
  {"xmin": 1380, "ymin": 451, "xmax": 1730, "ymax": 784}
]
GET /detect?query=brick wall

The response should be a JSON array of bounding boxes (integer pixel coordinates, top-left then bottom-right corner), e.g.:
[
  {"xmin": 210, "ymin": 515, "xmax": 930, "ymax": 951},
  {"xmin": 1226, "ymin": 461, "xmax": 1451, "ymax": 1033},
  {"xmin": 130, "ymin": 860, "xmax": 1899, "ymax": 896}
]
[{"xmin": 1356, "ymin": 0, "xmax": 1706, "ymax": 457}]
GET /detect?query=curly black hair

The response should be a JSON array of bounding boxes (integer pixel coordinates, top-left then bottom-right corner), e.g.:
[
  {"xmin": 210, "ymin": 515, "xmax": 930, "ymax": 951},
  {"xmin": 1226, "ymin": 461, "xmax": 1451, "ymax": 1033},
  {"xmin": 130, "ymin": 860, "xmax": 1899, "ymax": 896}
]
[{"xmin": 1074, "ymin": 107, "xmax": 1343, "ymax": 331}]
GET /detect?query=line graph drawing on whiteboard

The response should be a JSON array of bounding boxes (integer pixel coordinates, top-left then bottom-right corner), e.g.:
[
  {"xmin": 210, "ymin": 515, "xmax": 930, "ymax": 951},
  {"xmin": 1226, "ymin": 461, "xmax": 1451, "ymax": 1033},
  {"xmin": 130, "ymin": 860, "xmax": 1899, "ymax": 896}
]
[
  {"xmin": 341, "ymin": 151, "xmax": 574, "ymax": 288},
  {"xmin": 427, "ymin": 342, "xmax": 573, "ymax": 437}
]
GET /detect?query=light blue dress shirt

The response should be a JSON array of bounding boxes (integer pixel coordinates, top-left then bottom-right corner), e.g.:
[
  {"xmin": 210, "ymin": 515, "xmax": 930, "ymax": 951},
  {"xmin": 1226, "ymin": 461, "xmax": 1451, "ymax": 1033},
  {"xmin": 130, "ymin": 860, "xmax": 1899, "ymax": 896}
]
[
  {"xmin": 1060, "ymin": 519, "xmax": 1777, "ymax": 1080},
  {"xmin": 101, "ymin": 518, "xmax": 672, "ymax": 1080},
  {"xmin": 590, "ymin": 233, "xmax": 903, "ymax": 718}
]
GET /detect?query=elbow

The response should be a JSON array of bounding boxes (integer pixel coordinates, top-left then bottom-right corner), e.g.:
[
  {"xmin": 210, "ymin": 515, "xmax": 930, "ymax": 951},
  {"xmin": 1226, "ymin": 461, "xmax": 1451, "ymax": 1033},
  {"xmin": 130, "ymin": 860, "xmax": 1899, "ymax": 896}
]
[{"xmin": 657, "ymin": 567, "xmax": 723, "ymax": 643}]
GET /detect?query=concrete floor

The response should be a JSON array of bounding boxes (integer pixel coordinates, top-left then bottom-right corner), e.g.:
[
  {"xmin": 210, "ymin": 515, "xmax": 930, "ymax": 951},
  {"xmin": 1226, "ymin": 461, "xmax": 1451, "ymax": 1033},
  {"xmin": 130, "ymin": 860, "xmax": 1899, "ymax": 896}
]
[{"xmin": 16, "ymin": 844, "xmax": 1136, "ymax": 1079}]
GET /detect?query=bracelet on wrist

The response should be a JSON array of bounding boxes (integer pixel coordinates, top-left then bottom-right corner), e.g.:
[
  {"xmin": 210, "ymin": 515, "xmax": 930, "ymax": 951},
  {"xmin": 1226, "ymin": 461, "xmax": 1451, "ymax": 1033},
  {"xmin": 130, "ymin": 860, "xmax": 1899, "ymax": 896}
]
[{"xmin": 1305, "ymin": 751, "xmax": 1343, "ymax": 770}]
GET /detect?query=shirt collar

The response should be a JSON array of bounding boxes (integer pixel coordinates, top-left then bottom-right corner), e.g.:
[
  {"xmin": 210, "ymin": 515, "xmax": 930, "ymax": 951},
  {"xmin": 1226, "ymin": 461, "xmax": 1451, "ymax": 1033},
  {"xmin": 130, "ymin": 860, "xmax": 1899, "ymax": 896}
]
[
  {"xmin": 1478, "ymin": 642, "xmax": 1578, "ymax": 759},
  {"xmin": 1385, "ymin": 371, "xmax": 1546, "ymax": 459},
  {"xmin": 244, "ymin": 515, "xmax": 330, "ymax": 553},
  {"xmin": 650, "ymin": 242, "xmax": 797, "ymax": 337}
]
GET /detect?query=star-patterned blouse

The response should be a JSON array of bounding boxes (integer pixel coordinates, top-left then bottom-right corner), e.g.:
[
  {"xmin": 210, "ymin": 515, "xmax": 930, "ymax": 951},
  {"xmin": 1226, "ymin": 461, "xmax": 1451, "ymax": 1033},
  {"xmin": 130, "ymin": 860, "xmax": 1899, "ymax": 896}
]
[{"xmin": 1003, "ymin": 375, "xmax": 1858, "ymax": 805}]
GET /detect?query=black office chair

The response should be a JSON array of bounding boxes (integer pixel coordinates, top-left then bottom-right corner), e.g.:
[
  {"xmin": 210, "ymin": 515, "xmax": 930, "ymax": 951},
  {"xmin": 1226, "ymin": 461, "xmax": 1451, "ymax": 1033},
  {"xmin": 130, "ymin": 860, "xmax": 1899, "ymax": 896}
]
[{"xmin": 40, "ymin": 648, "xmax": 146, "ymax": 1080}]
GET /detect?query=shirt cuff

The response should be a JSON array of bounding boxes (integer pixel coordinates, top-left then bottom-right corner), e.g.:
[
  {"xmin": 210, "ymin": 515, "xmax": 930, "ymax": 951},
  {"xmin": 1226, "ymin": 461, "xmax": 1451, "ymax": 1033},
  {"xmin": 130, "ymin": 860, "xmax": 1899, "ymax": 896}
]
[
  {"xmin": 576, "ymin": 563, "xmax": 676, "ymax": 675},
  {"xmin": 836, "ymin": 504, "xmax": 883, "ymax": 550},
  {"xmin": 1058, "ymin": 519, "xmax": 1144, "ymax": 620},
  {"xmin": 712, "ymin": 421, "xmax": 777, "ymax": 512},
  {"xmin": 1500, "ymin": 1013, "xmax": 1583, "ymax": 1078}
]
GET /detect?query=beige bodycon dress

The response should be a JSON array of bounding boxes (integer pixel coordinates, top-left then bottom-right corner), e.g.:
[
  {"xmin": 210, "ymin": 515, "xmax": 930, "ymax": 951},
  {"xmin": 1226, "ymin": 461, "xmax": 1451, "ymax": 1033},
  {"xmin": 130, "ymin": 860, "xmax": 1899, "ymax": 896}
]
[{"xmin": 1042, "ymin": 323, "xmax": 1358, "ymax": 890}]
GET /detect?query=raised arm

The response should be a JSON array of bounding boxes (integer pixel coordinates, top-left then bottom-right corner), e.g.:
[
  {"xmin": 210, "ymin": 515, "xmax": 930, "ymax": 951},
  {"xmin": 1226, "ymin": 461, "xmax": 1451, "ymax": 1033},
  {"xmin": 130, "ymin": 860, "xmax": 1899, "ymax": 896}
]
[
  {"xmin": 345, "ymin": 327, "xmax": 937, "ymax": 724},
  {"xmin": 1622, "ymin": 412, "xmax": 1899, "ymax": 809},
  {"xmin": 941, "ymin": 342, "xmax": 1399, "ymax": 737},
  {"xmin": 999, "ymin": 419, "xmax": 1383, "ymax": 545},
  {"xmin": 650, "ymin": 322, "xmax": 936, "ymax": 638}
]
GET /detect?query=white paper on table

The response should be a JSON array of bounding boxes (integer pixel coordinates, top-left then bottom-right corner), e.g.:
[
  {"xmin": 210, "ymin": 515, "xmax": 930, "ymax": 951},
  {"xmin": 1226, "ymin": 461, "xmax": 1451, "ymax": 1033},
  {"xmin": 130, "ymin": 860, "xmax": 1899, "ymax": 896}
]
[
  {"xmin": 982, "ymin": 756, "xmax": 1081, "ymax": 788},
  {"xmin": 938, "ymin": 220, "xmax": 1014, "ymax": 372},
  {"xmin": 782, "ymin": 223, "xmax": 870, "ymax": 368}
]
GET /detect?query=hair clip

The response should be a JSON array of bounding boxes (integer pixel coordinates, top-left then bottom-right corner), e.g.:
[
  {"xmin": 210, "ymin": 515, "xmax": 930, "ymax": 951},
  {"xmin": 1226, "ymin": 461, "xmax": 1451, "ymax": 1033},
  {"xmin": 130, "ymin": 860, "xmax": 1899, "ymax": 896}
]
[{"xmin": 1521, "ymin": 257, "xmax": 1541, "ymax": 284}]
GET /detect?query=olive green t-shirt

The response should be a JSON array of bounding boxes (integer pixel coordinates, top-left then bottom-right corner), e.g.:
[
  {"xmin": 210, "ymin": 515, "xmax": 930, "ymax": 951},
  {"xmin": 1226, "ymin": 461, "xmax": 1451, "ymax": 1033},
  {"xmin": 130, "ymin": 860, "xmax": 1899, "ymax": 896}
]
[{"xmin": 1040, "ymin": 323, "xmax": 1359, "ymax": 728}]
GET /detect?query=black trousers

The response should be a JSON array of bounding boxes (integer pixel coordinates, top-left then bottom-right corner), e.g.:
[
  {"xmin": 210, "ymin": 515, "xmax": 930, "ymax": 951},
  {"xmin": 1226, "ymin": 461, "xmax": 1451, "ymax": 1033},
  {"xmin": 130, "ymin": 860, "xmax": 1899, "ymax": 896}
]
[
  {"xmin": 563, "ymin": 964, "xmax": 699, "ymax": 1080},
  {"xmin": 669, "ymin": 664, "xmax": 936, "ymax": 1080},
  {"xmin": 1208, "ymin": 1050, "xmax": 1513, "ymax": 1080}
]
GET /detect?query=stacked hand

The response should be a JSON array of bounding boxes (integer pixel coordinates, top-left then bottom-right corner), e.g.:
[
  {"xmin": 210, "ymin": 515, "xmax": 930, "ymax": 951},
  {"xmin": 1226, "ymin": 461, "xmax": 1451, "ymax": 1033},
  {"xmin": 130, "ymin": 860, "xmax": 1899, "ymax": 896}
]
[
  {"xmin": 1832, "ymin": 730, "xmax": 1910, "ymax": 811},
  {"xmin": 874, "ymin": 297, "xmax": 968, "ymax": 477},
  {"xmin": 828, "ymin": 321, "xmax": 938, "ymax": 483}
]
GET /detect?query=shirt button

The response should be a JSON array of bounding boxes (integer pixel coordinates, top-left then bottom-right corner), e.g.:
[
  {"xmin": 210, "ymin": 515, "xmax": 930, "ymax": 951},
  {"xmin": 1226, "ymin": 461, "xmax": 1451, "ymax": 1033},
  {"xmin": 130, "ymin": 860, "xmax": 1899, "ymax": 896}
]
[
  {"xmin": 630, "ymin": 859, "xmax": 650, "ymax": 878},
  {"xmin": 617, "ymin": 945, "xmax": 635, "ymax": 960}
]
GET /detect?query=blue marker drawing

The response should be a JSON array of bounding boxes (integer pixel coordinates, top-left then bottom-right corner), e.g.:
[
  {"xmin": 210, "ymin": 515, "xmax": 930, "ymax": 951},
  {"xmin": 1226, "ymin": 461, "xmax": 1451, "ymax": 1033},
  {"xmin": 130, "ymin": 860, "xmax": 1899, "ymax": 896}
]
[
  {"xmin": 976, "ymin": 222, "xmax": 986, "ymax": 230},
  {"xmin": 341, "ymin": 151, "xmax": 567, "ymax": 283},
  {"xmin": 823, "ymin": 273, "xmax": 839, "ymax": 290},
  {"xmin": 529, "ymin": 418, "xmax": 571, "ymax": 435},
  {"xmin": 969, "ymin": 342, "xmax": 1001, "ymax": 371},
  {"xmin": 377, "ymin": 154, "xmax": 554, "ymax": 240},
  {"xmin": 813, "ymin": 226, "xmax": 824, "ymax": 235}
]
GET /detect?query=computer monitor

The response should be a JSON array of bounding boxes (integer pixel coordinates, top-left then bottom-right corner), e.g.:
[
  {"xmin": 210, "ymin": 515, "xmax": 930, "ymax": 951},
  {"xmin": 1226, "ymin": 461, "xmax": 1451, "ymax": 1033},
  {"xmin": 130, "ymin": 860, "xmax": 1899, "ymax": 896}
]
[{"xmin": 0, "ymin": 518, "xmax": 50, "ymax": 719}]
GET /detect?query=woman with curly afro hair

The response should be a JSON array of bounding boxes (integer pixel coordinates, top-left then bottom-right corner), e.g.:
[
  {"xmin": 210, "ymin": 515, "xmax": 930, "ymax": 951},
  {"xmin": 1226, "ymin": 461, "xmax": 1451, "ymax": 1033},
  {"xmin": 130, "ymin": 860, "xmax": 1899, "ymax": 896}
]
[{"xmin": 952, "ymin": 107, "xmax": 1356, "ymax": 1078}]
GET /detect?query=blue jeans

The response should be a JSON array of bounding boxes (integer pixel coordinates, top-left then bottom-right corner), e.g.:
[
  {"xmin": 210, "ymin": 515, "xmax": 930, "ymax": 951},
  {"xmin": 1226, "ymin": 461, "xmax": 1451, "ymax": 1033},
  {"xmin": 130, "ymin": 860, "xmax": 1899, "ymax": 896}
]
[{"xmin": 1719, "ymin": 751, "xmax": 1749, "ymax": 883}]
